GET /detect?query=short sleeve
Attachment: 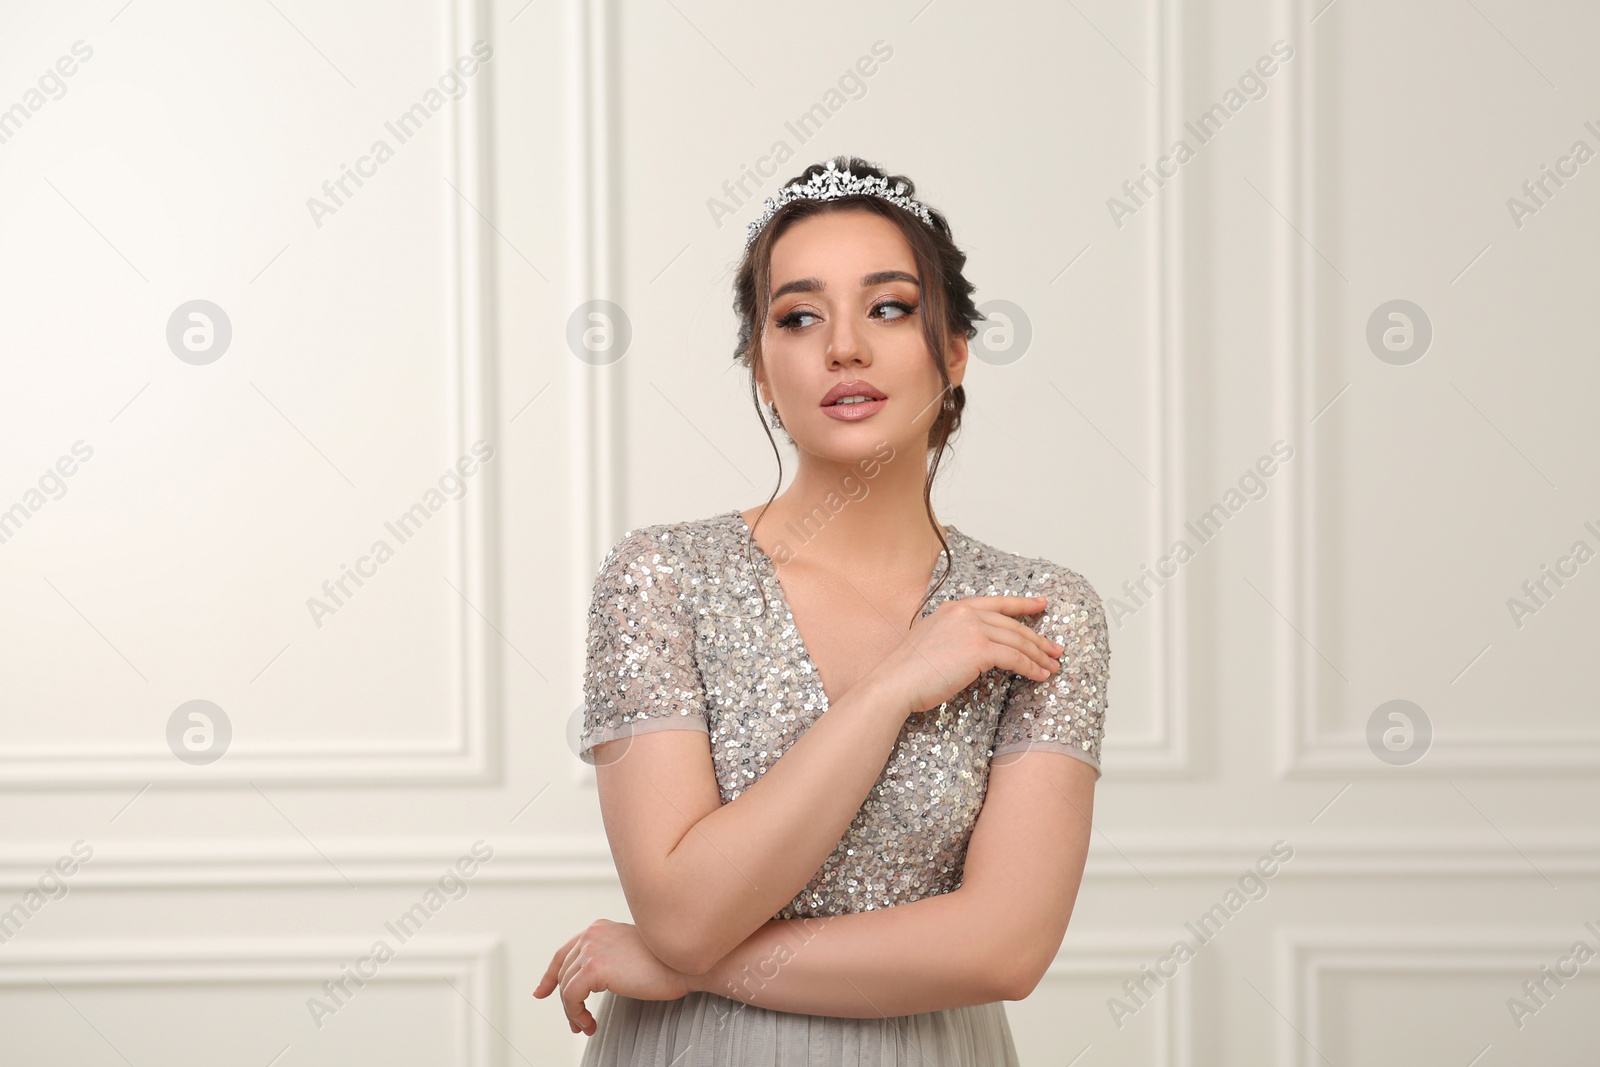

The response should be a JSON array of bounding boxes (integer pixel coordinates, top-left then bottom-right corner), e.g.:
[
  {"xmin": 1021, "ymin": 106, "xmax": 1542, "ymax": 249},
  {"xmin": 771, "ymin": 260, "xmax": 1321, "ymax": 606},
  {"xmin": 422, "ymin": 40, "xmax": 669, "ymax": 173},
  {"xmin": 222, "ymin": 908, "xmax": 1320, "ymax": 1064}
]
[
  {"xmin": 990, "ymin": 567, "xmax": 1111, "ymax": 778},
  {"xmin": 578, "ymin": 527, "xmax": 711, "ymax": 764}
]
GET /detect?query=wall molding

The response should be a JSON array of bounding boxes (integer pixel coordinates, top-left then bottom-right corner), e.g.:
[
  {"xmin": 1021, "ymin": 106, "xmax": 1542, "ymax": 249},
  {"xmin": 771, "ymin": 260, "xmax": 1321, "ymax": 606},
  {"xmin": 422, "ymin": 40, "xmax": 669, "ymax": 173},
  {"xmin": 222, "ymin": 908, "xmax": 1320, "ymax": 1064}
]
[
  {"xmin": 1102, "ymin": 0, "xmax": 1192, "ymax": 776},
  {"xmin": 555, "ymin": 0, "xmax": 1193, "ymax": 777},
  {"xmin": 564, "ymin": 0, "xmax": 622, "ymax": 796},
  {"xmin": 5, "ymin": 831, "xmax": 1597, "ymax": 889},
  {"xmin": 0, "ymin": 936, "xmax": 501, "ymax": 1065},
  {"xmin": 1276, "ymin": 928, "xmax": 1599, "ymax": 1066},
  {"xmin": 1265, "ymin": 1, "xmax": 1600, "ymax": 777},
  {"xmin": 1041, "ymin": 933, "xmax": 1195, "ymax": 1067},
  {"xmin": 0, "ymin": 0, "xmax": 499, "ymax": 787}
]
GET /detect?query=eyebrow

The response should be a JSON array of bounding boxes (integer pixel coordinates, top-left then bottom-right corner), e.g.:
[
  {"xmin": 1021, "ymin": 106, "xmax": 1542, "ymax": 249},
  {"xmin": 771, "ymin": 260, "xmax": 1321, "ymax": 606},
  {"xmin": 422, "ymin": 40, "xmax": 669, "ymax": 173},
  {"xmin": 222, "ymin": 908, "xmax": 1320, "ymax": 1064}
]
[{"xmin": 770, "ymin": 270, "xmax": 920, "ymax": 302}]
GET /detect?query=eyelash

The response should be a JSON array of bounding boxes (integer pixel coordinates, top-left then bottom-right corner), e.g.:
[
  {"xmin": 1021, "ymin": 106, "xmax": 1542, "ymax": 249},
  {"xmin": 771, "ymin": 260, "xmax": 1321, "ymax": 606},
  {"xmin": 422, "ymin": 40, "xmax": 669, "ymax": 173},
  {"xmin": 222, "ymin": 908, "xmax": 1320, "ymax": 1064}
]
[{"xmin": 774, "ymin": 299, "xmax": 917, "ymax": 332}]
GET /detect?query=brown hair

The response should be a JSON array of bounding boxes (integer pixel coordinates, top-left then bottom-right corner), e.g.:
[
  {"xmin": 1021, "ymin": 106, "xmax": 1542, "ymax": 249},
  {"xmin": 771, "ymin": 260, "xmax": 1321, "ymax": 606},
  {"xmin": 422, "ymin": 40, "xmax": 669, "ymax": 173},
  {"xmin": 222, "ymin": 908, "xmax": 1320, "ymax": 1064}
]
[{"xmin": 730, "ymin": 154, "xmax": 984, "ymax": 624}]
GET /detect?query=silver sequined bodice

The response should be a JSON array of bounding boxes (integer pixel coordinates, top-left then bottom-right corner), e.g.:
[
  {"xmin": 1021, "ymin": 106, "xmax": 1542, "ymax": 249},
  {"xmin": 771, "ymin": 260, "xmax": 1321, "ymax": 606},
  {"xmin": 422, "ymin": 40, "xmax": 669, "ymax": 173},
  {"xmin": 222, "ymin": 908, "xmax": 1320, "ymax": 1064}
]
[{"xmin": 580, "ymin": 508, "xmax": 1109, "ymax": 921}]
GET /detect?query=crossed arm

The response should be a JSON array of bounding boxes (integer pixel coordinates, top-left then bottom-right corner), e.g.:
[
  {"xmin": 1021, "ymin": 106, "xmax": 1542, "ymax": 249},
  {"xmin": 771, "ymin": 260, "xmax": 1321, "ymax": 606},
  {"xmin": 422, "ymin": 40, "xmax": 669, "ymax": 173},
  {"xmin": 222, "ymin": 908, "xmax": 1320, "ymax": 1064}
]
[
  {"xmin": 685, "ymin": 745, "xmax": 1096, "ymax": 1017},
  {"xmin": 589, "ymin": 678, "xmax": 1096, "ymax": 1017}
]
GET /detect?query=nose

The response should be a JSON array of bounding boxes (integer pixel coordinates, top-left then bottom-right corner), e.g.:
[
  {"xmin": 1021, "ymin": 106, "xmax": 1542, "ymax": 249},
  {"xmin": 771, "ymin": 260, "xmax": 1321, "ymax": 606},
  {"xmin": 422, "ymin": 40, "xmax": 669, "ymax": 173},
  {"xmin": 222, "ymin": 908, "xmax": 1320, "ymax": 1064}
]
[{"xmin": 825, "ymin": 315, "xmax": 869, "ymax": 368}]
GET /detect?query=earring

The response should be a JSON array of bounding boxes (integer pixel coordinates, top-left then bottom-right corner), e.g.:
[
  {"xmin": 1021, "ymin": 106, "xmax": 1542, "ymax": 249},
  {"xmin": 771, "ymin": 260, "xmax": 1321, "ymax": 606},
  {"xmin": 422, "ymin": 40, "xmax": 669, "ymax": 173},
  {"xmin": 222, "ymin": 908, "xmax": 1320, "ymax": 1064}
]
[{"xmin": 768, "ymin": 402, "xmax": 783, "ymax": 429}]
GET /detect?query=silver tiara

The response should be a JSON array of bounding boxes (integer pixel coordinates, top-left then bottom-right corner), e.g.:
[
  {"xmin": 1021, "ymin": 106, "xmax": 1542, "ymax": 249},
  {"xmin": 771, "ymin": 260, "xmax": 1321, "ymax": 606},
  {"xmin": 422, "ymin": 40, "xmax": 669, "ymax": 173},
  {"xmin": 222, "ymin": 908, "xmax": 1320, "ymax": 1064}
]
[{"xmin": 744, "ymin": 159, "xmax": 937, "ymax": 251}]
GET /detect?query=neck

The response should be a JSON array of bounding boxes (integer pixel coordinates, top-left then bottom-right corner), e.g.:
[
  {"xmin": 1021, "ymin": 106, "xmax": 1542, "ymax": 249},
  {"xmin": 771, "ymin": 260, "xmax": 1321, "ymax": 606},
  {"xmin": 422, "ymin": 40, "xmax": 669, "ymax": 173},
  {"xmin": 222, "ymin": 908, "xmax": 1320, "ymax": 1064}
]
[{"xmin": 744, "ymin": 451, "xmax": 947, "ymax": 574}]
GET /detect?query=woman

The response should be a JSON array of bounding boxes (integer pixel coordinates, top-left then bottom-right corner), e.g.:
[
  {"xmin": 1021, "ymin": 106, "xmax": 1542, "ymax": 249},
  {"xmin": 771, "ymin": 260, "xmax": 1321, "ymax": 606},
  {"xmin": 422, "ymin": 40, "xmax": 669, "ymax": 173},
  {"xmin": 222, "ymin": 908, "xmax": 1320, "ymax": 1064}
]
[{"xmin": 535, "ymin": 155, "xmax": 1111, "ymax": 1065}]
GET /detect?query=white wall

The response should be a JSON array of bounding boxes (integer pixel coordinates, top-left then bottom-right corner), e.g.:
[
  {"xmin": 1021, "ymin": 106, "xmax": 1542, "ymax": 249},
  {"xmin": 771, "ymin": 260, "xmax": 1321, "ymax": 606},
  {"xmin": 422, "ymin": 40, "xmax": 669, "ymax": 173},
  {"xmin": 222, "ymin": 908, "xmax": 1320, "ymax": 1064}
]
[{"xmin": 1, "ymin": 0, "xmax": 1596, "ymax": 1062}]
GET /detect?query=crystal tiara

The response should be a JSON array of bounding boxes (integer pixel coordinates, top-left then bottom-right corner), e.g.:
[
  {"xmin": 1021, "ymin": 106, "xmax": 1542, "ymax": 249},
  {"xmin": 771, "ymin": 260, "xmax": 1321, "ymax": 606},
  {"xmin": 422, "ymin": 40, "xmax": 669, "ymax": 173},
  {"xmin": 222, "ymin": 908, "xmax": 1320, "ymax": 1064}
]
[{"xmin": 744, "ymin": 158, "xmax": 937, "ymax": 251}]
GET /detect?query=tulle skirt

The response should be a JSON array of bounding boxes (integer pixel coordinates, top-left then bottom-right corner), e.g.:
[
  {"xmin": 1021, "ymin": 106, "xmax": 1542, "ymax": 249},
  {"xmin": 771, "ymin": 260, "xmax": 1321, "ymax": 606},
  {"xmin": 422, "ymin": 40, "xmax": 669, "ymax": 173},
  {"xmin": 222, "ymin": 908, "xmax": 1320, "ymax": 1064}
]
[{"xmin": 576, "ymin": 989, "xmax": 1021, "ymax": 1067}]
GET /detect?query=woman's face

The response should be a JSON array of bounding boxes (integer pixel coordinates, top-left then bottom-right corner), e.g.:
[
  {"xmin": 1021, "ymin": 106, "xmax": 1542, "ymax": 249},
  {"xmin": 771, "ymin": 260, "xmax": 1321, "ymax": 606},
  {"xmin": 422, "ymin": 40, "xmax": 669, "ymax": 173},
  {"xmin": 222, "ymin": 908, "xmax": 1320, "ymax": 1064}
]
[{"xmin": 758, "ymin": 208, "xmax": 965, "ymax": 464}]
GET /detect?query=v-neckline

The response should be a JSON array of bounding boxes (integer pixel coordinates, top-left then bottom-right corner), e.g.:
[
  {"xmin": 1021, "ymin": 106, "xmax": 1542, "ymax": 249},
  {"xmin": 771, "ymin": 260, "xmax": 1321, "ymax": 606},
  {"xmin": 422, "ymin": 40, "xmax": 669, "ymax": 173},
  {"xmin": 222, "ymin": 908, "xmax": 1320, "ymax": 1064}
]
[{"xmin": 727, "ymin": 508, "xmax": 959, "ymax": 713}]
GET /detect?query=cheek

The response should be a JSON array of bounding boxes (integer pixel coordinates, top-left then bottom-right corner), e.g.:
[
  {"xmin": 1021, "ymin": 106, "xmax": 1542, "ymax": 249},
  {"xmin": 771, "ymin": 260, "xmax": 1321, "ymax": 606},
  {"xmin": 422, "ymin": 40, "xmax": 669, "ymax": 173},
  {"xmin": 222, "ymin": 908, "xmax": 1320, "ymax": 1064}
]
[
  {"xmin": 760, "ymin": 326, "xmax": 809, "ymax": 364},
  {"xmin": 760, "ymin": 356, "xmax": 813, "ymax": 402},
  {"xmin": 893, "ymin": 336, "xmax": 945, "ymax": 390}
]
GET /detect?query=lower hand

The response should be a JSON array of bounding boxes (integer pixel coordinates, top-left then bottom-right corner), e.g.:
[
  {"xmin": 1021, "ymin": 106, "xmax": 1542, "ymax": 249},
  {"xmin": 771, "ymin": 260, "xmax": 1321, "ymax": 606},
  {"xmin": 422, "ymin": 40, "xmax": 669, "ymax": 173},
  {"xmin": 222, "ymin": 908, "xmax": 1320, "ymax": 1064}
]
[{"xmin": 533, "ymin": 919, "xmax": 695, "ymax": 1036}]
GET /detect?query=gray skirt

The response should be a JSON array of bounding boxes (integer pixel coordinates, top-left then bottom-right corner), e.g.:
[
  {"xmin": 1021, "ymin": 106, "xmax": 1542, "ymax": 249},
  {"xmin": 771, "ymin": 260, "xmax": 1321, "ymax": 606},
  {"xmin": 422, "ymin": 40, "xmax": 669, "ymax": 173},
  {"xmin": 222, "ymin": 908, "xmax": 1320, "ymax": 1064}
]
[{"xmin": 576, "ymin": 988, "xmax": 1021, "ymax": 1067}]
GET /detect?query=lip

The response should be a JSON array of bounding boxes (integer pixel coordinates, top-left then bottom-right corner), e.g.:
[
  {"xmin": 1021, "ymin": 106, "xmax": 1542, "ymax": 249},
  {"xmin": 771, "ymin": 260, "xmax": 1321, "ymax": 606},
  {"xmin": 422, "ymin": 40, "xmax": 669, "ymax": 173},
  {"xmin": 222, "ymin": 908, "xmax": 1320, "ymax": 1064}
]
[
  {"xmin": 820, "ymin": 397, "xmax": 886, "ymax": 421},
  {"xmin": 820, "ymin": 379, "xmax": 888, "ymax": 406}
]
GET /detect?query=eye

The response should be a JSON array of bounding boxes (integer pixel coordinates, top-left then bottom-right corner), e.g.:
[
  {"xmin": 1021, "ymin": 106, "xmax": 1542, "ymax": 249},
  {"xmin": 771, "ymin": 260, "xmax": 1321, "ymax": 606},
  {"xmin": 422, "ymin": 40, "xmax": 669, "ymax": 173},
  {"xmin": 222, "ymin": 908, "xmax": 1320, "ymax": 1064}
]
[
  {"xmin": 873, "ymin": 299, "xmax": 916, "ymax": 321},
  {"xmin": 775, "ymin": 308, "xmax": 819, "ymax": 331}
]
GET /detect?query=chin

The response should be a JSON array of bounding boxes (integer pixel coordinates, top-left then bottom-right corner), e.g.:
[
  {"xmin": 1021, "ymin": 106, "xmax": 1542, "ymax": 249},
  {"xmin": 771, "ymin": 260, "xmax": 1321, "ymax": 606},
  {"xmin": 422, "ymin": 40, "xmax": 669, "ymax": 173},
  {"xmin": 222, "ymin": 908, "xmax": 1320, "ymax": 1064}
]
[{"xmin": 799, "ymin": 422, "xmax": 912, "ymax": 461}]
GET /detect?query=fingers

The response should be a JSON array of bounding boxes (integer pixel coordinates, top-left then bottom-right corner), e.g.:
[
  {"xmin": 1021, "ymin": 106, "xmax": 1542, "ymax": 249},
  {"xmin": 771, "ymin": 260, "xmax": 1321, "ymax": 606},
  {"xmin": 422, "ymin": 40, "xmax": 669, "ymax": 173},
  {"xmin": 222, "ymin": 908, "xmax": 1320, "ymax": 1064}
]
[
  {"xmin": 980, "ymin": 616, "xmax": 1063, "ymax": 680},
  {"xmin": 557, "ymin": 942, "xmax": 599, "ymax": 1036},
  {"xmin": 566, "ymin": 987, "xmax": 597, "ymax": 1036},
  {"xmin": 967, "ymin": 594, "xmax": 1052, "ymax": 618},
  {"xmin": 532, "ymin": 933, "xmax": 581, "ymax": 999},
  {"xmin": 974, "ymin": 602, "xmax": 1060, "ymax": 650}
]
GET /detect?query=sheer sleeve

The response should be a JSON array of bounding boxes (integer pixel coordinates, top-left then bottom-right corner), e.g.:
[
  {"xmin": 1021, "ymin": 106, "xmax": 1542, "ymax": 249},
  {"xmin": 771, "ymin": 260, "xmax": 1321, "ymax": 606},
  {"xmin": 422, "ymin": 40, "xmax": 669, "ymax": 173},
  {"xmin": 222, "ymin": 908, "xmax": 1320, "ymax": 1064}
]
[
  {"xmin": 578, "ymin": 527, "xmax": 711, "ymax": 764},
  {"xmin": 990, "ymin": 566, "xmax": 1110, "ymax": 778}
]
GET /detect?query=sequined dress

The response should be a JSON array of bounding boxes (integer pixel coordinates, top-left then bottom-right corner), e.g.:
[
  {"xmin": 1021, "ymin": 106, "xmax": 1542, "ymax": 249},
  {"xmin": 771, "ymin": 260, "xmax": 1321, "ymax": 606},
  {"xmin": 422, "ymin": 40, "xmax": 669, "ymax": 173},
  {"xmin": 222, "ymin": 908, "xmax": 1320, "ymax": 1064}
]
[{"xmin": 576, "ymin": 508, "xmax": 1110, "ymax": 1067}]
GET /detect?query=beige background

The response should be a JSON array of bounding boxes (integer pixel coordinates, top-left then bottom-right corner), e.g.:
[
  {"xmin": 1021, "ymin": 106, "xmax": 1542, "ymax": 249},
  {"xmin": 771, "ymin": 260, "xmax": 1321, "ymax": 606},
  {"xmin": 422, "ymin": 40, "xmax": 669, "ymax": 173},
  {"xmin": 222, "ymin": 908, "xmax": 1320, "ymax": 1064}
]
[{"xmin": 1, "ymin": 0, "xmax": 1597, "ymax": 1063}]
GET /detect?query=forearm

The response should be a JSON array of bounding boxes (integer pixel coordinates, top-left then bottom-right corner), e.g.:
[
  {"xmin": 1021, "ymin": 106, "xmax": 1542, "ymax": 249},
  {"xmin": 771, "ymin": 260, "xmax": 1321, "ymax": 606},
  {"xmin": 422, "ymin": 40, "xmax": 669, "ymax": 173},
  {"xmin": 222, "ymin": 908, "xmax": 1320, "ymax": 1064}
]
[
  {"xmin": 646, "ymin": 674, "xmax": 912, "ymax": 971},
  {"xmin": 685, "ymin": 886, "xmax": 1017, "ymax": 1018}
]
